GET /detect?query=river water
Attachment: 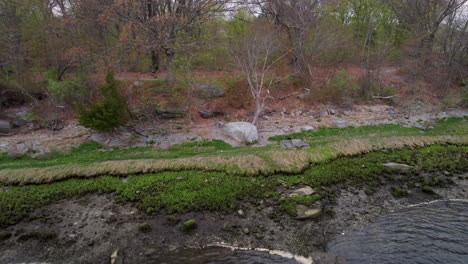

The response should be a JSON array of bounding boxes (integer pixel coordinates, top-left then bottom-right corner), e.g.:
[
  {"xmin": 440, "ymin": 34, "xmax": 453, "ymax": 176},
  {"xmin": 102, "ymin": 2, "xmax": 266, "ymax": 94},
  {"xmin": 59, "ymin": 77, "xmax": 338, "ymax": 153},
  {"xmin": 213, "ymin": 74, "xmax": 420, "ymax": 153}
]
[
  {"xmin": 150, "ymin": 247, "xmax": 306, "ymax": 264},
  {"xmin": 327, "ymin": 200, "xmax": 468, "ymax": 264},
  {"xmin": 151, "ymin": 200, "xmax": 467, "ymax": 264}
]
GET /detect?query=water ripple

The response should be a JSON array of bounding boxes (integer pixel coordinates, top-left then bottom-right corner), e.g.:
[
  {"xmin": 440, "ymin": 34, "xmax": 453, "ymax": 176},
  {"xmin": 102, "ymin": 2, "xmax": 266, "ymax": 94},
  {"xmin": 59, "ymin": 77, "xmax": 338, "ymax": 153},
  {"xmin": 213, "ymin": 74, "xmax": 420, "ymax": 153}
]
[{"xmin": 327, "ymin": 200, "xmax": 468, "ymax": 264}]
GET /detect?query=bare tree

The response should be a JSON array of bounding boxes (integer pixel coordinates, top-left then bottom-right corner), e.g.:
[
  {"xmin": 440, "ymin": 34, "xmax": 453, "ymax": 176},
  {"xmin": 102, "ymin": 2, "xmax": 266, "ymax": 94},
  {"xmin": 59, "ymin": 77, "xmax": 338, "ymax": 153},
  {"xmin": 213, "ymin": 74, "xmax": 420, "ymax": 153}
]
[
  {"xmin": 254, "ymin": 0, "xmax": 321, "ymax": 76},
  {"xmin": 230, "ymin": 23, "xmax": 290, "ymax": 125},
  {"xmin": 385, "ymin": 0, "xmax": 468, "ymax": 58},
  {"xmin": 104, "ymin": 0, "xmax": 229, "ymax": 82}
]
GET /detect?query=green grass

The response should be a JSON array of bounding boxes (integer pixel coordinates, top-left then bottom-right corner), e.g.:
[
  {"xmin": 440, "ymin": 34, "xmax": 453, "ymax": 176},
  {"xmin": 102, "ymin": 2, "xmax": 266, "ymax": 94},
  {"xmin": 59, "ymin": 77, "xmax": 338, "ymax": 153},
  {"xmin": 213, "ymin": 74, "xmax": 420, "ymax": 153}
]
[
  {"xmin": 0, "ymin": 139, "xmax": 260, "ymax": 171},
  {"xmin": 0, "ymin": 145, "xmax": 465, "ymax": 226},
  {"xmin": 269, "ymin": 117, "xmax": 467, "ymax": 142}
]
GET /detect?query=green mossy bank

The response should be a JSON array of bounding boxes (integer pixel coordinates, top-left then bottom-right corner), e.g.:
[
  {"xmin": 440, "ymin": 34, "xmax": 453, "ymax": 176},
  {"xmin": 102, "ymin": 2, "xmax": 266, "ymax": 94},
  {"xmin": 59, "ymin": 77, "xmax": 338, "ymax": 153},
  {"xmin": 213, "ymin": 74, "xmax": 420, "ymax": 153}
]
[{"xmin": 1, "ymin": 144, "xmax": 466, "ymax": 226}]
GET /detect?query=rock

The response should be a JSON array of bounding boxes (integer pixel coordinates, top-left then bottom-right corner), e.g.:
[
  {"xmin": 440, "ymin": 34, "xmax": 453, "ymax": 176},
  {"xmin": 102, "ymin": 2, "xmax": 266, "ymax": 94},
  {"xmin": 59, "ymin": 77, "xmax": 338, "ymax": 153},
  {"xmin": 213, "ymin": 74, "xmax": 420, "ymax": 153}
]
[
  {"xmin": 10, "ymin": 119, "xmax": 28, "ymax": 128},
  {"xmin": 299, "ymin": 126, "xmax": 314, "ymax": 132},
  {"xmin": 215, "ymin": 121, "xmax": 225, "ymax": 128},
  {"xmin": 289, "ymin": 186, "xmax": 315, "ymax": 197},
  {"xmin": 42, "ymin": 119, "xmax": 65, "ymax": 131},
  {"xmin": 386, "ymin": 108, "xmax": 397, "ymax": 116},
  {"xmin": 199, "ymin": 110, "xmax": 213, "ymax": 118},
  {"xmin": 0, "ymin": 120, "xmax": 11, "ymax": 133},
  {"xmin": 296, "ymin": 205, "xmax": 322, "ymax": 220},
  {"xmin": 223, "ymin": 122, "xmax": 258, "ymax": 144},
  {"xmin": 180, "ymin": 219, "xmax": 197, "ymax": 232},
  {"xmin": 194, "ymin": 83, "xmax": 225, "ymax": 99},
  {"xmin": 242, "ymin": 227, "xmax": 250, "ymax": 234},
  {"xmin": 110, "ymin": 248, "xmax": 124, "ymax": 264},
  {"xmin": 319, "ymin": 111, "xmax": 329, "ymax": 118},
  {"xmin": 280, "ymin": 139, "xmax": 310, "ymax": 149},
  {"xmin": 199, "ymin": 110, "xmax": 224, "ymax": 119},
  {"xmin": 91, "ymin": 133, "xmax": 107, "ymax": 144},
  {"xmin": 144, "ymin": 248, "xmax": 157, "ymax": 257},
  {"xmin": 383, "ymin": 162, "xmax": 413, "ymax": 172},
  {"xmin": 332, "ymin": 118, "xmax": 351, "ymax": 128},
  {"xmin": 237, "ymin": 209, "xmax": 245, "ymax": 217},
  {"xmin": 328, "ymin": 109, "xmax": 336, "ymax": 115},
  {"xmin": 156, "ymin": 106, "xmax": 188, "ymax": 119},
  {"xmin": 133, "ymin": 81, "xmax": 143, "ymax": 87}
]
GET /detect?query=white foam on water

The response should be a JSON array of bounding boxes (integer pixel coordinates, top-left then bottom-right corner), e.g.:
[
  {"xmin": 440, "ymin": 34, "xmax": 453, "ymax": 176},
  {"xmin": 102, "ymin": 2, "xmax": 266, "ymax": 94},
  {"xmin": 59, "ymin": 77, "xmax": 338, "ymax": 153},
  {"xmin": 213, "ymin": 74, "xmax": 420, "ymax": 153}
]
[
  {"xmin": 210, "ymin": 243, "xmax": 313, "ymax": 264},
  {"xmin": 407, "ymin": 199, "xmax": 468, "ymax": 208}
]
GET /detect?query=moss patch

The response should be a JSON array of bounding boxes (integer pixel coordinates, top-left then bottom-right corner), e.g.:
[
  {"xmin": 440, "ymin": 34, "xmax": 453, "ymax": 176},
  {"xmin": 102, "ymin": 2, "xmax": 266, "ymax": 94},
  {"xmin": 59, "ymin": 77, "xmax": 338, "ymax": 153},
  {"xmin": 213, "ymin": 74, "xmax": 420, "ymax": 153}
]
[{"xmin": 180, "ymin": 219, "xmax": 197, "ymax": 232}]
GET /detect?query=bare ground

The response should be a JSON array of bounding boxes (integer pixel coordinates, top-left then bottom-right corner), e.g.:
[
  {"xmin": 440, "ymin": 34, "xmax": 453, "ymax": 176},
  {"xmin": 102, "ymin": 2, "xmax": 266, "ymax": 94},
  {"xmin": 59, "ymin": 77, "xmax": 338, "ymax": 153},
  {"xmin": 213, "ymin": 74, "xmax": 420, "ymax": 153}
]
[{"xmin": 1, "ymin": 175, "xmax": 466, "ymax": 264}]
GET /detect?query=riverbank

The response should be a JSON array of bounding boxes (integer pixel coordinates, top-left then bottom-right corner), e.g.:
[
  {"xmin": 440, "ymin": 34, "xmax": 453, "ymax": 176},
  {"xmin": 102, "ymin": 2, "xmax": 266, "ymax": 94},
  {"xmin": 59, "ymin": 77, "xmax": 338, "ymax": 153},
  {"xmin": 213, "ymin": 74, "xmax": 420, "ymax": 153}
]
[{"xmin": 0, "ymin": 143, "xmax": 467, "ymax": 263}]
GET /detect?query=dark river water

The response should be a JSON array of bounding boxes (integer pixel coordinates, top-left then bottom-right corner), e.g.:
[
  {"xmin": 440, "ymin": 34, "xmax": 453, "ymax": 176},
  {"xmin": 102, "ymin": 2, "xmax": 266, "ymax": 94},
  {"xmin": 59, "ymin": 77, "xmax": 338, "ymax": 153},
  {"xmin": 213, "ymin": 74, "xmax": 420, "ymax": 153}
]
[
  {"xmin": 151, "ymin": 200, "xmax": 468, "ymax": 264},
  {"xmin": 151, "ymin": 247, "xmax": 305, "ymax": 264},
  {"xmin": 327, "ymin": 200, "xmax": 468, "ymax": 264}
]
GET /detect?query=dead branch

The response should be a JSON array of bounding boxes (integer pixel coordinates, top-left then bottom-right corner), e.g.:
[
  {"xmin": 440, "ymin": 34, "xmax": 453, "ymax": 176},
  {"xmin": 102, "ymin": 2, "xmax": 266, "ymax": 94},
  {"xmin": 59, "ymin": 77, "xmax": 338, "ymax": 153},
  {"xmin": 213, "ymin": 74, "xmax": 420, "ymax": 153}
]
[{"xmin": 277, "ymin": 88, "xmax": 310, "ymax": 101}]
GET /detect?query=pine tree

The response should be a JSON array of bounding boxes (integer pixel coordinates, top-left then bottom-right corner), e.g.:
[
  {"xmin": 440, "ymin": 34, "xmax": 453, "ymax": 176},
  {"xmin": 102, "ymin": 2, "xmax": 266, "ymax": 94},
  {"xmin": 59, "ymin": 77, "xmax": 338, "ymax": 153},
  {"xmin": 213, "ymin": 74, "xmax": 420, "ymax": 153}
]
[{"xmin": 76, "ymin": 73, "xmax": 127, "ymax": 131}]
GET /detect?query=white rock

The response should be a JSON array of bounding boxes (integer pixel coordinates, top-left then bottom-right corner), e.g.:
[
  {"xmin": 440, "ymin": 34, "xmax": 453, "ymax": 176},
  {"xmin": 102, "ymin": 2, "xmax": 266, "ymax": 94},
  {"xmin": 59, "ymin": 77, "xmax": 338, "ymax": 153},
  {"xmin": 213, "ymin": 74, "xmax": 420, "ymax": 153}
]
[
  {"xmin": 223, "ymin": 122, "xmax": 258, "ymax": 144},
  {"xmin": 289, "ymin": 186, "xmax": 315, "ymax": 197}
]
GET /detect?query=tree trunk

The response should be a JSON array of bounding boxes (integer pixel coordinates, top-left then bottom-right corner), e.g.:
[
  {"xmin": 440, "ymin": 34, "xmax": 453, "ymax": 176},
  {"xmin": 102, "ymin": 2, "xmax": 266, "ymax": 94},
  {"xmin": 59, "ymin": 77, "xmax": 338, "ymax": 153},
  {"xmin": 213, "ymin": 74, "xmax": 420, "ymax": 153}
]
[
  {"xmin": 165, "ymin": 49, "xmax": 176, "ymax": 82},
  {"xmin": 150, "ymin": 49, "xmax": 159, "ymax": 76},
  {"xmin": 252, "ymin": 97, "xmax": 262, "ymax": 125}
]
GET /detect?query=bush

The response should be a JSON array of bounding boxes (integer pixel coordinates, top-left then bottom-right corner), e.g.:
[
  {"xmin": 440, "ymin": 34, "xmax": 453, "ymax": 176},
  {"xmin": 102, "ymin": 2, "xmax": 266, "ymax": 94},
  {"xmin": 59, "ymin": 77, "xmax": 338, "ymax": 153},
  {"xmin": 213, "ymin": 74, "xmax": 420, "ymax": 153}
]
[
  {"xmin": 321, "ymin": 70, "xmax": 359, "ymax": 103},
  {"xmin": 76, "ymin": 73, "xmax": 127, "ymax": 132}
]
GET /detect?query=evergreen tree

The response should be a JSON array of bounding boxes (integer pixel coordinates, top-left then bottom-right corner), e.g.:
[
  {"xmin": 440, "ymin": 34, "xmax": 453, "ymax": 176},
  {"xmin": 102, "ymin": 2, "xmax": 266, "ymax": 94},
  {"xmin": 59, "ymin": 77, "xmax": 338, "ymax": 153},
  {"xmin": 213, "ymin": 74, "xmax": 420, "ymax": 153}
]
[{"xmin": 76, "ymin": 73, "xmax": 127, "ymax": 131}]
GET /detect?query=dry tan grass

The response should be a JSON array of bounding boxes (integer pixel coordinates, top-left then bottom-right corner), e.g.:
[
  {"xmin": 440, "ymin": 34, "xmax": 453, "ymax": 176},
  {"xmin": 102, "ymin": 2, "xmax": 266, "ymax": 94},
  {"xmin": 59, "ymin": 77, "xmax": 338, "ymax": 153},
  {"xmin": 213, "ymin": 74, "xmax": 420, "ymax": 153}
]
[{"xmin": 0, "ymin": 135, "xmax": 466, "ymax": 185}]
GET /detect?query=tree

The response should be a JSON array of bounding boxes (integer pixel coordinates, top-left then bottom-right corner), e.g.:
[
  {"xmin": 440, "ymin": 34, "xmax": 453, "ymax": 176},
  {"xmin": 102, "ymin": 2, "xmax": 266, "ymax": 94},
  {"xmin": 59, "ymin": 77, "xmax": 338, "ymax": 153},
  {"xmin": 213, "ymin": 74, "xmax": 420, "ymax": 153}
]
[
  {"xmin": 385, "ymin": 0, "xmax": 468, "ymax": 58},
  {"xmin": 230, "ymin": 22, "xmax": 290, "ymax": 125},
  {"xmin": 76, "ymin": 72, "xmax": 127, "ymax": 131},
  {"xmin": 103, "ymin": 0, "xmax": 229, "ymax": 82}
]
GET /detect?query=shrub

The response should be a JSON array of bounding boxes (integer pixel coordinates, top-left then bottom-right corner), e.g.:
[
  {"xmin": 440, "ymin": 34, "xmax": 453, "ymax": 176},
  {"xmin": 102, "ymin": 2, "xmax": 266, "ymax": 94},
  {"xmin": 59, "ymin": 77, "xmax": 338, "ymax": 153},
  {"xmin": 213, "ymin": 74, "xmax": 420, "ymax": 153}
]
[
  {"xmin": 321, "ymin": 70, "xmax": 359, "ymax": 104},
  {"xmin": 76, "ymin": 73, "xmax": 127, "ymax": 131}
]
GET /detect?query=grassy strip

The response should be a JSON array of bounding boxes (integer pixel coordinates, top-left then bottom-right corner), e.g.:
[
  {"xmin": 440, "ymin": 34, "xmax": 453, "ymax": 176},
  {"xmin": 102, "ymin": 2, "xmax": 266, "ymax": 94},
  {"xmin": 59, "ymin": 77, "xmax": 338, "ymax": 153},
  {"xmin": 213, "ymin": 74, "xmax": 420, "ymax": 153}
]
[
  {"xmin": 0, "ymin": 117, "xmax": 466, "ymax": 185},
  {"xmin": 0, "ymin": 135, "xmax": 466, "ymax": 185},
  {"xmin": 269, "ymin": 117, "xmax": 467, "ymax": 142},
  {"xmin": 0, "ymin": 145, "xmax": 466, "ymax": 226}
]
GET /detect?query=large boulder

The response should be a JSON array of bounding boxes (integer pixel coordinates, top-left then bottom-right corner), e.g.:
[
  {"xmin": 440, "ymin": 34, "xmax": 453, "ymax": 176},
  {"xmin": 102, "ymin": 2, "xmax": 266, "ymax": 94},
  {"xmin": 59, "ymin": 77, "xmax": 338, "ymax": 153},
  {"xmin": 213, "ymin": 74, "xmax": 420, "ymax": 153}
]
[
  {"xmin": 194, "ymin": 83, "xmax": 225, "ymax": 99},
  {"xmin": 223, "ymin": 122, "xmax": 258, "ymax": 144},
  {"xmin": 156, "ymin": 106, "xmax": 188, "ymax": 119}
]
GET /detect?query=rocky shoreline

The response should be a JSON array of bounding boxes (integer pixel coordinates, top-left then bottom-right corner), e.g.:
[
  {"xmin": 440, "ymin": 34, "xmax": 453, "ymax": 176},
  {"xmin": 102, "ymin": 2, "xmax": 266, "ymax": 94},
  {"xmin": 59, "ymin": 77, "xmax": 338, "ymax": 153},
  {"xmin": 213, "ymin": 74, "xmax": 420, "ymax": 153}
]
[
  {"xmin": 1, "ymin": 104, "xmax": 467, "ymax": 158},
  {"xmin": 1, "ymin": 172, "xmax": 466, "ymax": 264}
]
